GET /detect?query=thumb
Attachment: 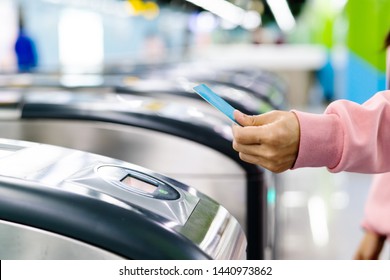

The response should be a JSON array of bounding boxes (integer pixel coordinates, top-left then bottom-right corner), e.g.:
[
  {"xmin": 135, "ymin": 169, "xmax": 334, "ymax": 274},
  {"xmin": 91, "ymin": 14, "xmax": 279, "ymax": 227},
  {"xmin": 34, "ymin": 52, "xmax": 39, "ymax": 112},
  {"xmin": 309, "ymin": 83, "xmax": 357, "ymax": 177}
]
[{"xmin": 234, "ymin": 110, "xmax": 272, "ymax": 127}]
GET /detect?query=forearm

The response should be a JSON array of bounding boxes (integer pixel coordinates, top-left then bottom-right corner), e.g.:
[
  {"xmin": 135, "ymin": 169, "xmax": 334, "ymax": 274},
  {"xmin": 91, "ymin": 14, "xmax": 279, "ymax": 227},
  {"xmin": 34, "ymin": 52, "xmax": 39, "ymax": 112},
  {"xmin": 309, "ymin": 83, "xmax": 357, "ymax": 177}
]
[{"xmin": 293, "ymin": 90, "xmax": 390, "ymax": 173}]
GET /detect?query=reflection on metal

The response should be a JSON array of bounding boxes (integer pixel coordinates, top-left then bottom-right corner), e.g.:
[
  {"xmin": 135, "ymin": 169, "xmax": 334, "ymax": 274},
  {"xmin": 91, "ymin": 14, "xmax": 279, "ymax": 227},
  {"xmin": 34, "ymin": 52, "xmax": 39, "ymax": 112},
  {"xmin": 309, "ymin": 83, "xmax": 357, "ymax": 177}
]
[
  {"xmin": 199, "ymin": 207, "xmax": 247, "ymax": 260},
  {"xmin": 0, "ymin": 220, "xmax": 123, "ymax": 260},
  {"xmin": 0, "ymin": 139, "xmax": 246, "ymax": 259},
  {"xmin": 0, "ymin": 120, "xmax": 246, "ymax": 232}
]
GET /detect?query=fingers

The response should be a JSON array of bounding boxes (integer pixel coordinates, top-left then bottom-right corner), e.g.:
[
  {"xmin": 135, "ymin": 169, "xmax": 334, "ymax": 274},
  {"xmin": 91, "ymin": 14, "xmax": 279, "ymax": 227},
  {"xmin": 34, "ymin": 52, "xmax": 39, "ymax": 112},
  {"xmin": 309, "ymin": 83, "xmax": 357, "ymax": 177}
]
[
  {"xmin": 234, "ymin": 110, "xmax": 277, "ymax": 127},
  {"xmin": 237, "ymin": 151, "xmax": 294, "ymax": 173},
  {"xmin": 233, "ymin": 140, "xmax": 276, "ymax": 159},
  {"xmin": 231, "ymin": 110, "xmax": 300, "ymax": 172},
  {"xmin": 232, "ymin": 120, "xmax": 286, "ymax": 146},
  {"xmin": 233, "ymin": 110, "xmax": 287, "ymax": 145},
  {"xmin": 353, "ymin": 252, "xmax": 363, "ymax": 260},
  {"xmin": 232, "ymin": 125, "xmax": 267, "ymax": 145},
  {"xmin": 233, "ymin": 140, "xmax": 296, "ymax": 173}
]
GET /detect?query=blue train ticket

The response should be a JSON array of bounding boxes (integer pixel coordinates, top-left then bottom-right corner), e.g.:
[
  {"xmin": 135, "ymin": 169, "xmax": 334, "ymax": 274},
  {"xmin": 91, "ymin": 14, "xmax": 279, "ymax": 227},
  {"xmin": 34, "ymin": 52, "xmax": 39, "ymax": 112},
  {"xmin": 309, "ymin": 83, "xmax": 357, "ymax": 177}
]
[{"xmin": 193, "ymin": 83, "xmax": 240, "ymax": 125}]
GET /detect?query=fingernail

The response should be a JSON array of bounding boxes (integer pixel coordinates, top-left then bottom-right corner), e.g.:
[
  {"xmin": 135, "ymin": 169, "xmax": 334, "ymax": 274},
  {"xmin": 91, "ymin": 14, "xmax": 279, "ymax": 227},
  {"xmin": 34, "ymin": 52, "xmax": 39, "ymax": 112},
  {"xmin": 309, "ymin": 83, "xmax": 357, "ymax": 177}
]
[{"xmin": 237, "ymin": 111, "xmax": 245, "ymax": 118}]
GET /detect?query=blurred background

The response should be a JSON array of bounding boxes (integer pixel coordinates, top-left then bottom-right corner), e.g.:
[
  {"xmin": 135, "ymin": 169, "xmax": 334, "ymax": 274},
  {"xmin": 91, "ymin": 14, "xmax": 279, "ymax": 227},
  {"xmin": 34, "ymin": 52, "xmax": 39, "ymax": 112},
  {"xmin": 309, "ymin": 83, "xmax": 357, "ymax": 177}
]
[
  {"xmin": 1, "ymin": 0, "xmax": 389, "ymax": 105},
  {"xmin": 0, "ymin": 0, "xmax": 389, "ymax": 259}
]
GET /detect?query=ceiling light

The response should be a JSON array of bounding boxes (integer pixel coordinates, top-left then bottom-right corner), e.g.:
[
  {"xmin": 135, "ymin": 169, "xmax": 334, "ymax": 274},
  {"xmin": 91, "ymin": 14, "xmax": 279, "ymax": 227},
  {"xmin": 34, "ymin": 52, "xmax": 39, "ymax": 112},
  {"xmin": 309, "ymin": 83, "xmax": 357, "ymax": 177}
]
[{"xmin": 266, "ymin": 0, "xmax": 296, "ymax": 32}]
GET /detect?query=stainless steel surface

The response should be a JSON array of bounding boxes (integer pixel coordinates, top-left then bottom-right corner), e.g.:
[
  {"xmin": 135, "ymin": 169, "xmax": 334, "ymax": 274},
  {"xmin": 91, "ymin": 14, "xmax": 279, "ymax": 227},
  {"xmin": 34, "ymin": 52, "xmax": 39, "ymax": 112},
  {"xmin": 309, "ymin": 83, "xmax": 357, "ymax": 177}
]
[
  {"xmin": 0, "ymin": 220, "xmax": 123, "ymax": 260},
  {"xmin": 0, "ymin": 143, "xmax": 199, "ymax": 225},
  {"xmin": 23, "ymin": 90, "xmax": 238, "ymax": 130},
  {"xmin": 0, "ymin": 120, "xmax": 247, "ymax": 231},
  {"xmin": 69, "ymin": 164, "xmax": 200, "ymax": 225},
  {"xmin": 0, "ymin": 89, "xmax": 262, "ymax": 258},
  {"xmin": 0, "ymin": 138, "xmax": 246, "ymax": 259}
]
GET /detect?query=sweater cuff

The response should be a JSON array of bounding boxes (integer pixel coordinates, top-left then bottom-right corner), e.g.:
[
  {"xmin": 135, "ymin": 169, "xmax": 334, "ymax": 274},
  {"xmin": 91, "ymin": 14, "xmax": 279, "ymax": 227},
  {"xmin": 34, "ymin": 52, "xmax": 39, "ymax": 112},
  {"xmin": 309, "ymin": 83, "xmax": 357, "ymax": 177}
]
[
  {"xmin": 361, "ymin": 220, "xmax": 389, "ymax": 239},
  {"xmin": 291, "ymin": 110, "xmax": 343, "ymax": 169}
]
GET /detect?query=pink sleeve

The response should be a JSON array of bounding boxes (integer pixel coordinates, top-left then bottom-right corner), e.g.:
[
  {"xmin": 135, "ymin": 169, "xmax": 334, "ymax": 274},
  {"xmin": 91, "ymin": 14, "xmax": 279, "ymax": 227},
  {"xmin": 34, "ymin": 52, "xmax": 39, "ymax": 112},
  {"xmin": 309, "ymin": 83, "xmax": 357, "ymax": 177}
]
[
  {"xmin": 292, "ymin": 90, "xmax": 390, "ymax": 173},
  {"xmin": 361, "ymin": 173, "xmax": 390, "ymax": 238}
]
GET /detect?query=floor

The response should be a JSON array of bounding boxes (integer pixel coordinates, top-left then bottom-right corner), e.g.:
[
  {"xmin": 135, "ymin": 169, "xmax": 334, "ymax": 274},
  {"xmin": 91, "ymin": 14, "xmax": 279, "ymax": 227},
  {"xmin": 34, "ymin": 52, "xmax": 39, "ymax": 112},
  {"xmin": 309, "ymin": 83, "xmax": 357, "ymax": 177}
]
[{"xmin": 276, "ymin": 169, "xmax": 382, "ymax": 259}]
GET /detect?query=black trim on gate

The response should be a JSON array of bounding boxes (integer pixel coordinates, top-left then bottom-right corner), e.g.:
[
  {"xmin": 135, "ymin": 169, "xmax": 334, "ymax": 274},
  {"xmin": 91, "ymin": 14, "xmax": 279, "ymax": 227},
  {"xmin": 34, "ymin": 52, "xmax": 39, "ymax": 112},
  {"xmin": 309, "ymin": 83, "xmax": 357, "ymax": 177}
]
[
  {"xmin": 22, "ymin": 103, "xmax": 265, "ymax": 260},
  {"xmin": 0, "ymin": 176, "xmax": 211, "ymax": 260}
]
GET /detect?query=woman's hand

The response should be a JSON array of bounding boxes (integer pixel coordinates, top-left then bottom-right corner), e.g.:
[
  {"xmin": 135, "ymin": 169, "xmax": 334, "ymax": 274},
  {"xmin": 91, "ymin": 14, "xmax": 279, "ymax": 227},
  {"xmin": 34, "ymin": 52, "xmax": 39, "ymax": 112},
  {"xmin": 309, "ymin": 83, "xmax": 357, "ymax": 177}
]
[
  {"xmin": 232, "ymin": 110, "xmax": 300, "ymax": 173},
  {"xmin": 354, "ymin": 230, "xmax": 386, "ymax": 260}
]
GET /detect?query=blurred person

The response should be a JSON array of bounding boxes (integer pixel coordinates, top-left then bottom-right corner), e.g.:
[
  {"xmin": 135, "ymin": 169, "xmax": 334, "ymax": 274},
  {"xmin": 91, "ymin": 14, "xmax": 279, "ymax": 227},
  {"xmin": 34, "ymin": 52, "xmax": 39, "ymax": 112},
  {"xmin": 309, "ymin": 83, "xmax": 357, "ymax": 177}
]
[
  {"xmin": 353, "ymin": 174, "xmax": 389, "ymax": 260},
  {"xmin": 14, "ymin": 9, "xmax": 38, "ymax": 72},
  {"xmin": 354, "ymin": 31, "xmax": 390, "ymax": 260}
]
